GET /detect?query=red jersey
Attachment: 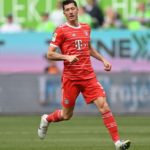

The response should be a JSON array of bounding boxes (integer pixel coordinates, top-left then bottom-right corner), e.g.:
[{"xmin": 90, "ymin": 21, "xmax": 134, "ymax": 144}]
[{"xmin": 50, "ymin": 22, "xmax": 96, "ymax": 80}]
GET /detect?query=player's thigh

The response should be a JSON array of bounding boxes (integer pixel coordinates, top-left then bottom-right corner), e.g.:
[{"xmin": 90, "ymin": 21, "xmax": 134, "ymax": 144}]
[
  {"xmin": 82, "ymin": 77, "xmax": 106, "ymax": 104},
  {"xmin": 62, "ymin": 77, "xmax": 80, "ymax": 108}
]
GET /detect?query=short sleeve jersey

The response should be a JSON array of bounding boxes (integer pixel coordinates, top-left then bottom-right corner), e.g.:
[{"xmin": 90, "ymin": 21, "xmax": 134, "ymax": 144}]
[{"xmin": 50, "ymin": 22, "xmax": 96, "ymax": 80}]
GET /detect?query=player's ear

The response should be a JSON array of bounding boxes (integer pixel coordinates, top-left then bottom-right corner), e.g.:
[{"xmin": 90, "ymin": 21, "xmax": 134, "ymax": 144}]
[
  {"xmin": 63, "ymin": 11, "xmax": 65, "ymax": 16},
  {"xmin": 63, "ymin": 10, "xmax": 66, "ymax": 15}
]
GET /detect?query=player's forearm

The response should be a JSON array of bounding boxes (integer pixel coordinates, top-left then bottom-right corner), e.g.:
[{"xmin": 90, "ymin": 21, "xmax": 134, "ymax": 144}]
[
  {"xmin": 47, "ymin": 51, "xmax": 67, "ymax": 61},
  {"xmin": 90, "ymin": 47, "xmax": 106, "ymax": 62}
]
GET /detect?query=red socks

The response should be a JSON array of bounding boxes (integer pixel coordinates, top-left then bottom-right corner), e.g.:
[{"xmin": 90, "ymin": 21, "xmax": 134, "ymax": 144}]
[
  {"xmin": 102, "ymin": 111, "xmax": 120, "ymax": 142},
  {"xmin": 46, "ymin": 109, "xmax": 63, "ymax": 122},
  {"xmin": 46, "ymin": 110, "xmax": 119, "ymax": 143}
]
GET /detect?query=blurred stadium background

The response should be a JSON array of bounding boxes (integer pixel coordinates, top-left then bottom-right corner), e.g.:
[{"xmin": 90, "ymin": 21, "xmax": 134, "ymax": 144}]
[{"xmin": 0, "ymin": 0, "xmax": 150, "ymax": 150}]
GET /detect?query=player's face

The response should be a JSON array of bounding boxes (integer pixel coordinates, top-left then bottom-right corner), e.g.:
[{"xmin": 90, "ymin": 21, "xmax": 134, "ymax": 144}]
[{"xmin": 63, "ymin": 3, "xmax": 78, "ymax": 22}]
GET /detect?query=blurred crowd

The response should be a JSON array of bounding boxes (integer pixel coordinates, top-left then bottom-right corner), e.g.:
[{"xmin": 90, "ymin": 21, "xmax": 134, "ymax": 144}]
[{"xmin": 0, "ymin": 0, "xmax": 150, "ymax": 33}]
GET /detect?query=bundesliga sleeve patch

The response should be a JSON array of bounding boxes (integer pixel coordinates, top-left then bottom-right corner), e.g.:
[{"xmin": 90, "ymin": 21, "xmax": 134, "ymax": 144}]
[{"xmin": 52, "ymin": 33, "xmax": 57, "ymax": 42}]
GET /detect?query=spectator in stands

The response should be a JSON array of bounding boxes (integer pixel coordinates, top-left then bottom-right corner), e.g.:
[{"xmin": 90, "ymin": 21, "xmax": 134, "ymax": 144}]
[
  {"xmin": 84, "ymin": 0, "xmax": 104, "ymax": 28},
  {"xmin": 38, "ymin": 54, "xmax": 60, "ymax": 106},
  {"xmin": 78, "ymin": 6, "xmax": 93, "ymax": 27},
  {"xmin": 44, "ymin": 61, "xmax": 60, "ymax": 75},
  {"xmin": 44, "ymin": 54, "xmax": 60, "ymax": 75},
  {"xmin": 0, "ymin": 14, "xmax": 22, "ymax": 33},
  {"xmin": 50, "ymin": 1, "xmax": 65, "ymax": 26},
  {"xmin": 36, "ymin": 13, "xmax": 56, "ymax": 32},
  {"xmin": 103, "ymin": 7, "xmax": 125, "ymax": 29},
  {"xmin": 127, "ymin": 2, "xmax": 150, "ymax": 30}
]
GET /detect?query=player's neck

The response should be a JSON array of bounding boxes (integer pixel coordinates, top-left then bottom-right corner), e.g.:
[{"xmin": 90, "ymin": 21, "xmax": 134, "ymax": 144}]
[{"xmin": 67, "ymin": 20, "xmax": 79, "ymax": 27}]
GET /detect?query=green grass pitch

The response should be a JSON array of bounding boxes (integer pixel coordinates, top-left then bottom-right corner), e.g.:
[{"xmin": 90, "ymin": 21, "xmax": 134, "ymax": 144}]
[{"xmin": 0, "ymin": 115, "xmax": 149, "ymax": 150}]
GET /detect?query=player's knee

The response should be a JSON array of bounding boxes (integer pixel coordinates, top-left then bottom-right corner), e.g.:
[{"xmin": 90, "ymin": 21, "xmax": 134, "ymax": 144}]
[
  {"xmin": 96, "ymin": 99, "xmax": 110, "ymax": 113},
  {"xmin": 62, "ymin": 112, "xmax": 73, "ymax": 120},
  {"xmin": 99, "ymin": 102, "xmax": 110, "ymax": 113}
]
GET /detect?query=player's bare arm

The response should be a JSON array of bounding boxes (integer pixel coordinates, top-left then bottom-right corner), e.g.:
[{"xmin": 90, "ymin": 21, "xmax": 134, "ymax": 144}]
[
  {"xmin": 89, "ymin": 43, "xmax": 112, "ymax": 71},
  {"xmin": 47, "ymin": 45, "xmax": 79, "ymax": 63}
]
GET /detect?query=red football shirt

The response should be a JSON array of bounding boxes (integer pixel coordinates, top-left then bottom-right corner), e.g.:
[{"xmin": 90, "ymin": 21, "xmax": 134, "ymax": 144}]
[{"xmin": 50, "ymin": 22, "xmax": 96, "ymax": 80}]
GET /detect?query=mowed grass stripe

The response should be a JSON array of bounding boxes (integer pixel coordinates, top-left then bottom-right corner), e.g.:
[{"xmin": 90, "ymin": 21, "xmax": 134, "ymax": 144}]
[{"xmin": 0, "ymin": 116, "xmax": 149, "ymax": 150}]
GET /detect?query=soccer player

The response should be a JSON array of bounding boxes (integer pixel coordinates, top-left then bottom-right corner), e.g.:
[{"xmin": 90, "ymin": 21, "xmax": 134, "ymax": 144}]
[{"xmin": 38, "ymin": 1, "xmax": 131, "ymax": 150}]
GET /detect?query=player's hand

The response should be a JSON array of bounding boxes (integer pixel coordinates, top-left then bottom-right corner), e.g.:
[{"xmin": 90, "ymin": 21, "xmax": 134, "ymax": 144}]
[
  {"xmin": 66, "ymin": 55, "xmax": 79, "ymax": 63},
  {"xmin": 103, "ymin": 60, "xmax": 112, "ymax": 71}
]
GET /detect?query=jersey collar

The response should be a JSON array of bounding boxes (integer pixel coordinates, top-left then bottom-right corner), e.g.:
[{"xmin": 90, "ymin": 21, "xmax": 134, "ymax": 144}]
[{"xmin": 66, "ymin": 22, "xmax": 81, "ymax": 29}]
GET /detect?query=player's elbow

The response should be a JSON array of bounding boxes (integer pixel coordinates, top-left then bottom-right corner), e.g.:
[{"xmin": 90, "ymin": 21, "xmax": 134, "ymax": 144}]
[{"xmin": 47, "ymin": 51, "xmax": 54, "ymax": 60}]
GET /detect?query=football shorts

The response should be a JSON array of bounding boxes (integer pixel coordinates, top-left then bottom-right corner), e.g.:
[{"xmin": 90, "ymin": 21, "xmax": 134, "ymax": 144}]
[{"xmin": 61, "ymin": 77, "xmax": 106, "ymax": 108}]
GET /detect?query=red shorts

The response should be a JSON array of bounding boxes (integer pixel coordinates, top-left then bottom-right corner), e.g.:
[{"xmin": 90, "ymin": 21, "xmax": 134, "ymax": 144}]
[{"xmin": 61, "ymin": 77, "xmax": 106, "ymax": 108}]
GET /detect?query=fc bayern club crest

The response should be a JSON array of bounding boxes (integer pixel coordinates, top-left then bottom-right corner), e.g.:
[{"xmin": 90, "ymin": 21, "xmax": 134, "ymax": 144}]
[{"xmin": 64, "ymin": 99, "xmax": 70, "ymax": 105}]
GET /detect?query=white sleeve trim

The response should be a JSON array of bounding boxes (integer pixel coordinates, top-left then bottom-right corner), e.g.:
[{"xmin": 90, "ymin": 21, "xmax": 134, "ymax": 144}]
[{"xmin": 50, "ymin": 43, "xmax": 58, "ymax": 48}]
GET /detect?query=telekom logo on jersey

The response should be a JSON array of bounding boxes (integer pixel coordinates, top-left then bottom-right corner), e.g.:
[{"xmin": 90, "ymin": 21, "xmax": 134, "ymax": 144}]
[{"xmin": 75, "ymin": 40, "xmax": 88, "ymax": 50}]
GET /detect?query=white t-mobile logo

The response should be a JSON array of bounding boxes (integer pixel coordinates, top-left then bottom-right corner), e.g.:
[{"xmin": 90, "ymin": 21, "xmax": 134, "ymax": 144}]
[{"xmin": 75, "ymin": 40, "xmax": 83, "ymax": 50}]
